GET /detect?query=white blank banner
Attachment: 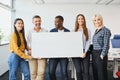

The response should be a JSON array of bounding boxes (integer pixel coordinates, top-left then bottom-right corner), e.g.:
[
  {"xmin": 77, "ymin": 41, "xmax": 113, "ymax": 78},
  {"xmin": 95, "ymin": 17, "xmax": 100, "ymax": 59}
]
[{"xmin": 32, "ymin": 32, "xmax": 83, "ymax": 58}]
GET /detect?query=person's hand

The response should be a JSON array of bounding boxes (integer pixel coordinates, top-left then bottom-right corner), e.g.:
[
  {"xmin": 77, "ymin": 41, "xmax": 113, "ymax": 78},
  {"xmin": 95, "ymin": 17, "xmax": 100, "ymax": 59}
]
[
  {"xmin": 28, "ymin": 49, "xmax": 31, "ymax": 55},
  {"xmin": 100, "ymin": 55, "xmax": 104, "ymax": 60},
  {"xmin": 81, "ymin": 53, "xmax": 86, "ymax": 58},
  {"xmin": 28, "ymin": 55, "xmax": 33, "ymax": 60}
]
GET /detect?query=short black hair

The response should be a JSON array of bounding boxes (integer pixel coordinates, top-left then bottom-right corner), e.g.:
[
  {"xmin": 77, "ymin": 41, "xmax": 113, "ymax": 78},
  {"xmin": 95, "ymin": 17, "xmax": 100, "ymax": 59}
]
[
  {"xmin": 32, "ymin": 15, "xmax": 41, "ymax": 19},
  {"xmin": 55, "ymin": 15, "xmax": 64, "ymax": 21}
]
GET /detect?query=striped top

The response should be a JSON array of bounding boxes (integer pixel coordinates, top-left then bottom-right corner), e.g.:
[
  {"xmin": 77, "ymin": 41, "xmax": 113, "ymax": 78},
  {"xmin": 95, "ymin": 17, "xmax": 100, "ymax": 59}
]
[{"xmin": 92, "ymin": 26, "xmax": 111, "ymax": 57}]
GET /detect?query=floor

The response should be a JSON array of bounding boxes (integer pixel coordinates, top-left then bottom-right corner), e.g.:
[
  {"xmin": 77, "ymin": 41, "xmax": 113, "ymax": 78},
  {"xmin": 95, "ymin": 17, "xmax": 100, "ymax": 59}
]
[{"xmin": 0, "ymin": 61, "xmax": 119, "ymax": 80}]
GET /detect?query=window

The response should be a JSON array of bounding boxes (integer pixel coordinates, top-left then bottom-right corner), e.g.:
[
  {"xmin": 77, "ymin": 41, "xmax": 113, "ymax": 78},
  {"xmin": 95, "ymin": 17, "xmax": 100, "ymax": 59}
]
[
  {"xmin": 0, "ymin": 0, "xmax": 11, "ymax": 6},
  {"xmin": 0, "ymin": 0, "xmax": 11, "ymax": 44}
]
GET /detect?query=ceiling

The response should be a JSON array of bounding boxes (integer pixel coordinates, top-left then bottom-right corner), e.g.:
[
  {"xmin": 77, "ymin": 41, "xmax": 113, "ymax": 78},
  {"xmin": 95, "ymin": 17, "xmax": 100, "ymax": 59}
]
[{"xmin": 33, "ymin": 0, "xmax": 120, "ymax": 5}]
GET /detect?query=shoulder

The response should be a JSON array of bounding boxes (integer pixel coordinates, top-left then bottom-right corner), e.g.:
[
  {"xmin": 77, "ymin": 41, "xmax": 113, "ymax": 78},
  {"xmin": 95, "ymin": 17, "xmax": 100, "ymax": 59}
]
[
  {"xmin": 103, "ymin": 27, "xmax": 111, "ymax": 36},
  {"xmin": 10, "ymin": 32, "xmax": 17, "ymax": 39},
  {"xmin": 11, "ymin": 32, "xmax": 16, "ymax": 37},
  {"xmin": 50, "ymin": 28, "xmax": 57, "ymax": 32},
  {"xmin": 41, "ymin": 28, "xmax": 48, "ymax": 32},
  {"xmin": 104, "ymin": 27, "xmax": 110, "ymax": 30},
  {"xmin": 64, "ymin": 27, "xmax": 70, "ymax": 32},
  {"xmin": 104, "ymin": 27, "xmax": 111, "ymax": 33}
]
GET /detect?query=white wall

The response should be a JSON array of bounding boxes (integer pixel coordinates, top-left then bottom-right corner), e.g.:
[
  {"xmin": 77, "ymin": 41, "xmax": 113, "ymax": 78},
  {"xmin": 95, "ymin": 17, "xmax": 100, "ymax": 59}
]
[
  {"xmin": 0, "ymin": 0, "xmax": 118, "ymax": 75},
  {"xmin": 0, "ymin": 45, "xmax": 9, "ymax": 76},
  {"xmin": 13, "ymin": 0, "xmax": 120, "ymax": 36}
]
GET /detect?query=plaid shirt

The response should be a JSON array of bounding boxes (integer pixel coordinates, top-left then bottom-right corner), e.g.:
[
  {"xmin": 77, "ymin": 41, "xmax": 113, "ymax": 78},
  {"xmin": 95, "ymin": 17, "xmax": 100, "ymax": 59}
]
[{"xmin": 92, "ymin": 26, "xmax": 111, "ymax": 57}]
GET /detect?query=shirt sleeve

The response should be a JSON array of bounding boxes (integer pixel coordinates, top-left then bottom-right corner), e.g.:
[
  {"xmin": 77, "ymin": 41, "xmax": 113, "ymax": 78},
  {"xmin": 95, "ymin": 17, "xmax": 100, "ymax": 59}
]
[
  {"xmin": 101, "ymin": 29, "xmax": 111, "ymax": 57},
  {"xmin": 11, "ymin": 33, "xmax": 30, "ymax": 59},
  {"xmin": 26, "ymin": 30, "xmax": 32, "ymax": 49}
]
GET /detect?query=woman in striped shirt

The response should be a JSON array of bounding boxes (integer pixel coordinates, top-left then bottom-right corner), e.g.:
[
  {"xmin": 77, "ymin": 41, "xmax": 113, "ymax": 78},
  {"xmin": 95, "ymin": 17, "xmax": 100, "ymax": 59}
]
[{"xmin": 92, "ymin": 14, "xmax": 111, "ymax": 80}]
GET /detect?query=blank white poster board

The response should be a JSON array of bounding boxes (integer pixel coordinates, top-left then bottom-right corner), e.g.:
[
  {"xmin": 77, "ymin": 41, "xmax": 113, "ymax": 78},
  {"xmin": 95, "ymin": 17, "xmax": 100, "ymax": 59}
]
[{"xmin": 32, "ymin": 32, "xmax": 83, "ymax": 58}]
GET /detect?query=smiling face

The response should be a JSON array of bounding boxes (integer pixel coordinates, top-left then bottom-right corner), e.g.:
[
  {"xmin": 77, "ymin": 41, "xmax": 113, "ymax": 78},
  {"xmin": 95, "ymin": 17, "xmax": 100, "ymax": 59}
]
[
  {"xmin": 33, "ymin": 17, "xmax": 41, "ymax": 28},
  {"xmin": 14, "ymin": 20, "xmax": 24, "ymax": 32},
  {"xmin": 77, "ymin": 15, "xmax": 85, "ymax": 27},
  {"xmin": 93, "ymin": 14, "xmax": 103, "ymax": 28},
  {"xmin": 55, "ymin": 18, "xmax": 63, "ymax": 29}
]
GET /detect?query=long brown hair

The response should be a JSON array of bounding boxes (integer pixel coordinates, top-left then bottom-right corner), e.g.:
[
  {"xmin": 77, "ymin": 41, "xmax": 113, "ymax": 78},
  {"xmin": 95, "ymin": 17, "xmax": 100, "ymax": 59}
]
[
  {"xmin": 75, "ymin": 14, "xmax": 88, "ymax": 41},
  {"xmin": 14, "ymin": 18, "xmax": 27, "ymax": 49}
]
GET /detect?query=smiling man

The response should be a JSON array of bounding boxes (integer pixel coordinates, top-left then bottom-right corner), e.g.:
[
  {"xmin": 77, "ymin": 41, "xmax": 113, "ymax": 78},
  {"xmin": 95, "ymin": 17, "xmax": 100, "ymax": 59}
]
[{"xmin": 49, "ymin": 15, "xmax": 70, "ymax": 80}]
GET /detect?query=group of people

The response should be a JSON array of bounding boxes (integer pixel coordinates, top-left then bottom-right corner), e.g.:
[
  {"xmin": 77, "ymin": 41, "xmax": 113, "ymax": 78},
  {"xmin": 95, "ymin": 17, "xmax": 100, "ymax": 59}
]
[{"xmin": 8, "ymin": 13, "xmax": 111, "ymax": 80}]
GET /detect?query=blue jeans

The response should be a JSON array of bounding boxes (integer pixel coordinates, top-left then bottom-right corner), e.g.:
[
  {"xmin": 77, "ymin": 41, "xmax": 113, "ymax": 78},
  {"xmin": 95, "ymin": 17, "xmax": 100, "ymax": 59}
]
[
  {"xmin": 8, "ymin": 53, "xmax": 30, "ymax": 80},
  {"xmin": 49, "ymin": 58, "xmax": 68, "ymax": 80}
]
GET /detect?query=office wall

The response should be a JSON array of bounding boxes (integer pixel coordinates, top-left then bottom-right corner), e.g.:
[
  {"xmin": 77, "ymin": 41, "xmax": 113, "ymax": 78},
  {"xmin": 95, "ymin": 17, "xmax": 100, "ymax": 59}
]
[
  {"xmin": 3, "ymin": 0, "xmax": 120, "ymax": 75},
  {"xmin": 0, "ymin": 0, "xmax": 119, "ymax": 75},
  {"xmin": 0, "ymin": 45, "xmax": 9, "ymax": 76},
  {"xmin": 13, "ymin": 0, "xmax": 120, "ymax": 36}
]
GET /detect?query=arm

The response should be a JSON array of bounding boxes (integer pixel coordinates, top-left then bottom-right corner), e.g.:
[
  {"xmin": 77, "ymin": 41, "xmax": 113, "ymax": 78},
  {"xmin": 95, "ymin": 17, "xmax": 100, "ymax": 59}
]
[
  {"xmin": 101, "ymin": 29, "xmax": 111, "ymax": 57},
  {"xmin": 11, "ymin": 33, "xmax": 31, "ymax": 59},
  {"xmin": 82, "ymin": 29, "xmax": 91, "ymax": 58},
  {"xmin": 26, "ymin": 30, "xmax": 31, "ymax": 54},
  {"xmin": 26, "ymin": 30, "xmax": 31, "ymax": 49}
]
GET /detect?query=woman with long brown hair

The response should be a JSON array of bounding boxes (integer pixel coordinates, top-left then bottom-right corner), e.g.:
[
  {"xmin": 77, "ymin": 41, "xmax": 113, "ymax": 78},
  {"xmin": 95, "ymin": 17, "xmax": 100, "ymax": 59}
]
[
  {"xmin": 8, "ymin": 18, "xmax": 32, "ymax": 80},
  {"xmin": 72, "ymin": 14, "xmax": 91, "ymax": 80}
]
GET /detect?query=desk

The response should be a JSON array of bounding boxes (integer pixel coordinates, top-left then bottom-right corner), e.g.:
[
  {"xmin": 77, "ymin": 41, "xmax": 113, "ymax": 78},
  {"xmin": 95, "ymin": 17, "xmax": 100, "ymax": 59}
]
[
  {"xmin": 108, "ymin": 48, "xmax": 120, "ymax": 78},
  {"xmin": 108, "ymin": 49, "xmax": 120, "ymax": 60}
]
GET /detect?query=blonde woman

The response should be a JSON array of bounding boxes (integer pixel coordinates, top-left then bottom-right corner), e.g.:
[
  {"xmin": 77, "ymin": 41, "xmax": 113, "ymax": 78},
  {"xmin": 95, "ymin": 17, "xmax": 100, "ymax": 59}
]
[{"xmin": 92, "ymin": 14, "xmax": 111, "ymax": 80}]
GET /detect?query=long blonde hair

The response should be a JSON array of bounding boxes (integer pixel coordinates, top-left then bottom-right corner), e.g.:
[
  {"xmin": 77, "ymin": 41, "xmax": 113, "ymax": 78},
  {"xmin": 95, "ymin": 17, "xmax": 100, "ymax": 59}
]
[{"xmin": 75, "ymin": 14, "xmax": 88, "ymax": 41}]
